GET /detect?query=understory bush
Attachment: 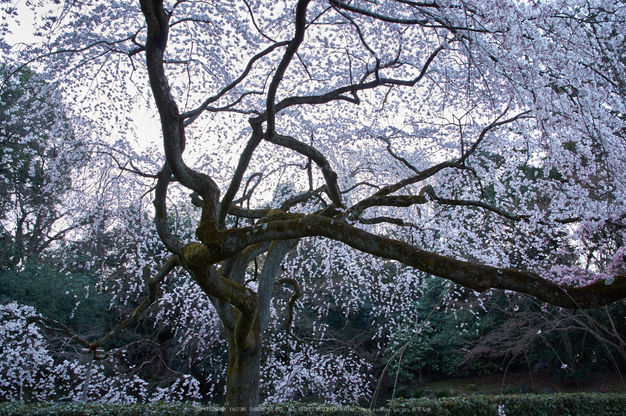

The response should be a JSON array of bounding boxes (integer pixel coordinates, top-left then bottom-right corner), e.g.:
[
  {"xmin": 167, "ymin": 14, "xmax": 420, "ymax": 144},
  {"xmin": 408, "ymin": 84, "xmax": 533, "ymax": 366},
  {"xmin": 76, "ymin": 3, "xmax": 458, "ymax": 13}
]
[
  {"xmin": 390, "ymin": 393, "xmax": 626, "ymax": 416},
  {"xmin": 1, "ymin": 394, "xmax": 626, "ymax": 416}
]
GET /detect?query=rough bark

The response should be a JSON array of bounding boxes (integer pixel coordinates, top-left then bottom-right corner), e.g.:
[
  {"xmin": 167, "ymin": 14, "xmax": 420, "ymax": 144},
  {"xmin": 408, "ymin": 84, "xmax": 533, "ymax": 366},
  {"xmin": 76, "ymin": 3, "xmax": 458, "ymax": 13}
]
[{"xmin": 225, "ymin": 332, "xmax": 263, "ymax": 416}]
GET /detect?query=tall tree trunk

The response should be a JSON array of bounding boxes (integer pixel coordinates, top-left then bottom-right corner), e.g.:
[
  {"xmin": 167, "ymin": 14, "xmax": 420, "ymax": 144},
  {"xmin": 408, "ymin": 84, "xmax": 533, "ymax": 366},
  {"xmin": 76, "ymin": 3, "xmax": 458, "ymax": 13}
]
[{"xmin": 225, "ymin": 332, "xmax": 262, "ymax": 416}]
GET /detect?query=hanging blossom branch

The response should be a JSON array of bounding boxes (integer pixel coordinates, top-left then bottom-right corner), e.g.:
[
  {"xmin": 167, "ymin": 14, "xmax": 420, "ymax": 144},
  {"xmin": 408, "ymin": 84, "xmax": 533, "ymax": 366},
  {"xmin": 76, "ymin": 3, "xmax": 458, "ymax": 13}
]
[
  {"xmin": 9, "ymin": 256, "xmax": 180, "ymax": 355},
  {"xmin": 92, "ymin": 256, "xmax": 180, "ymax": 349}
]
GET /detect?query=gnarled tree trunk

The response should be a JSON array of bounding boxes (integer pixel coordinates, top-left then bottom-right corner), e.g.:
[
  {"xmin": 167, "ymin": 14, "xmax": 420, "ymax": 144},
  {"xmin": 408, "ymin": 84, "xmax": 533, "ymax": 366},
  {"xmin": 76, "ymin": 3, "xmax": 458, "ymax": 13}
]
[{"xmin": 225, "ymin": 332, "xmax": 263, "ymax": 415}]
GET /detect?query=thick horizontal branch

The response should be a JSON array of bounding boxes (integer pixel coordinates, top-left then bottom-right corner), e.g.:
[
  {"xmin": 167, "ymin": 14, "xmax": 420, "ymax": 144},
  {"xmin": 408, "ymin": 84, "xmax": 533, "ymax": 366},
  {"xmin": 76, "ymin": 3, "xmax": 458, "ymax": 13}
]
[
  {"xmin": 228, "ymin": 206, "xmax": 270, "ymax": 219},
  {"xmin": 346, "ymin": 193, "xmax": 428, "ymax": 220},
  {"xmin": 185, "ymin": 215, "xmax": 626, "ymax": 309},
  {"xmin": 357, "ymin": 216, "xmax": 415, "ymax": 226}
]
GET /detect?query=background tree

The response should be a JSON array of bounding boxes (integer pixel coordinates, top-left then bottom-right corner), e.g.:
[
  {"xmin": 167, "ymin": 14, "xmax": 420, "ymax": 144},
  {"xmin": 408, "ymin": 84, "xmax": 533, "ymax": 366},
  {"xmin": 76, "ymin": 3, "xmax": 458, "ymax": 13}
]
[
  {"xmin": 0, "ymin": 66, "xmax": 87, "ymax": 269},
  {"xmin": 4, "ymin": 0, "xmax": 626, "ymax": 414}
]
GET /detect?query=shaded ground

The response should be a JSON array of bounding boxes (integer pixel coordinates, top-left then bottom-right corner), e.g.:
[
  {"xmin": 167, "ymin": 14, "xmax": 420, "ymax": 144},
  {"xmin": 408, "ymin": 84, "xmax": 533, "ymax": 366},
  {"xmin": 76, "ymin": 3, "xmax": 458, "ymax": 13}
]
[
  {"xmin": 367, "ymin": 369, "xmax": 626, "ymax": 407},
  {"xmin": 399, "ymin": 370, "xmax": 626, "ymax": 397},
  {"xmin": 431, "ymin": 370, "xmax": 624, "ymax": 394}
]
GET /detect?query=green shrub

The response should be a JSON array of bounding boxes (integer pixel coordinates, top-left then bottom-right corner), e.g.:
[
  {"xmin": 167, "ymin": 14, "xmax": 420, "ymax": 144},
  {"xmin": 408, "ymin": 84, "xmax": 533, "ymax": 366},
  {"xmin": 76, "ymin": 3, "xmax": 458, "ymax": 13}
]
[
  {"xmin": 390, "ymin": 393, "xmax": 626, "ymax": 416},
  {"xmin": 0, "ymin": 402, "xmax": 374, "ymax": 416},
  {"xmin": 0, "ymin": 402, "xmax": 224, "ymax": 416},
  {"xmin": 2, "ymin": 394, "xmax": 625, "ymax": 416}
]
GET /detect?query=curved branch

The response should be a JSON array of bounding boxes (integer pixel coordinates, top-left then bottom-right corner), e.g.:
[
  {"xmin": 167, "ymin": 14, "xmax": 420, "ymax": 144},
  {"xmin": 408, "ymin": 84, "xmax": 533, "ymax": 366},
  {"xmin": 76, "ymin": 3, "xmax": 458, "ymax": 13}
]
[
  {"xmin": 330, "ymin": 0, "xmax": 488, "ymax": 32},
  {"xmin": 268, "ymin": 134, "xmax": 342, "ymax": 205},
  {"xmin": 342, "ymin": 181, "xmax": 381, "ymax": 193},
  {"xmin": 330, "ymin": 0, "xmax": 430, "ymax": 25},
  {"xmin": 431, "ymin": 193, "xmax": 529, "ymax": 222},
  {"xmin": 154, "ymin": 164, "xmax": 183, "ymax": 254},
  {"xmin": 265, "ymin": 0, "xmax": 311, "ymax": 137},
  {"xmin": 346, "ymin": 194, "xmax": 428, "ymax": 220},
  {"xmin": 217, "ymin": 242, "xmax": 272, "ymax": 332},
  {"xmin": 218, "ymin": 126, "xmax": 264, "ymax": 228},
  {"xmin": 242, "ymin": 0, "xmax": 278, "ymax": 43},
  {"xmin": 335, "ymin": 9, "xmax": 378, "ymax": 59},
  {"xmin": 371, "ymin": 111, "xmax": 529, "ymax": 198},
  {"xmin": 382, "ymin": 137, "xmax": 420, "ymax": 174},
  {"xmin": 458, "ymin": 110, "xmax": 532, "ymax": 165},
  {"xmin": 141, "ymin": 0, "xmax": 221, "ymax": 233},
  {"xmin": 180, "ymin": 254, "xmax": 257, "ymax": 318},
  {"xmin": 26, "ymin": 316, "xmax": 90, "ymax": 348},
  {"xmin": 228, "ymin": 206, "xmax": 271, "ymax": 219},
  {"xmin": 277, "ymin": 277, "xmax": 302, "ymax": 340},
  {"xmin": 251, "ymin": 43, "xmax": 445, "ymax": 124},
  {"xmin": 182, "ymin": 262, "xmax": 257, "ymax": 349},
  {"xmin": 280, "ymin": 186, "xmax": 328, "ymax": 212},
  {"xmin": 233, "ymin": 173, "xmax": 263, "ymax": 206},
  {"xmin": 357, "ymin": 216, "xmax": 416, "ymax": 227}
]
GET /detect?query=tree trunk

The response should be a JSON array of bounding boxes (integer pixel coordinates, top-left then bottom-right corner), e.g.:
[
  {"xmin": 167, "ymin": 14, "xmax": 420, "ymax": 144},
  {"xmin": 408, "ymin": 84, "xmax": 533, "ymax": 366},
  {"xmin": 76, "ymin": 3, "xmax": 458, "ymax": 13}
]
[
  {"xmin": 225, "ymin": 332, "xmax": 262, "ymax": 416},
  {"xmin": 613, "ymin": 301, "xmax": 626, "ymax": 371}
]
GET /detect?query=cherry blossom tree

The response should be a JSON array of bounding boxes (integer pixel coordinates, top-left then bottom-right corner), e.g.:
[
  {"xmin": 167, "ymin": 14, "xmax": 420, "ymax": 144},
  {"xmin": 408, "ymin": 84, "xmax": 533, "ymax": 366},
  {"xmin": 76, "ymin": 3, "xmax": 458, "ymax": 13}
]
[
  {"xmin": 4, "ymin": 0, "xmax": 626, "ymax": 413},
  {"xmin": 0, "ymin": 66, "xmax": 89, "ymax": 270}
]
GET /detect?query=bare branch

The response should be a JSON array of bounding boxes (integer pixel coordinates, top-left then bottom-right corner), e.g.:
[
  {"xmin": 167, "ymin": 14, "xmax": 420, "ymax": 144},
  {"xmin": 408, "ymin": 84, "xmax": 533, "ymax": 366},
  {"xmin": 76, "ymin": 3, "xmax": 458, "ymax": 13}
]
[
  {"xmin": 458, "ymin": 109, "xmax": 532, "ymax": 165},
  {"xmin": 265, "ymin": 0, "xmax": 312, "ymax": 137},
  {"xmin": 25, "ymin": 316, "xmax": 90, "ymax": 348},
  {"xmin": 276, "ymin": 277, "xmax": 302, "ymax": 340},
  {"xmin": 181, "ymin": 41, "xmax": 289, "ymax": 126},
  {"xmin": 268, "ymin": 134, "xmax": 342, "ymax": 205},
  {"xmin": 381, "ymin": 136, "xmax": 420, "ymax": 174}
]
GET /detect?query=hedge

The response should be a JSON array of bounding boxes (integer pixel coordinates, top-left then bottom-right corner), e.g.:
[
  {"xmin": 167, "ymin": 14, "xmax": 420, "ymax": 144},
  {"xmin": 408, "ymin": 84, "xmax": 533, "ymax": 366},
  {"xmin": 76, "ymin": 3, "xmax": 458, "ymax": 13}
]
[
  {"xmin": 1, "ymin": 393, "xmax": 625, "ymax": 415},
  {"xmin": 389, "ymin": 393, "xmax": 626, "ymax": 416}
]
